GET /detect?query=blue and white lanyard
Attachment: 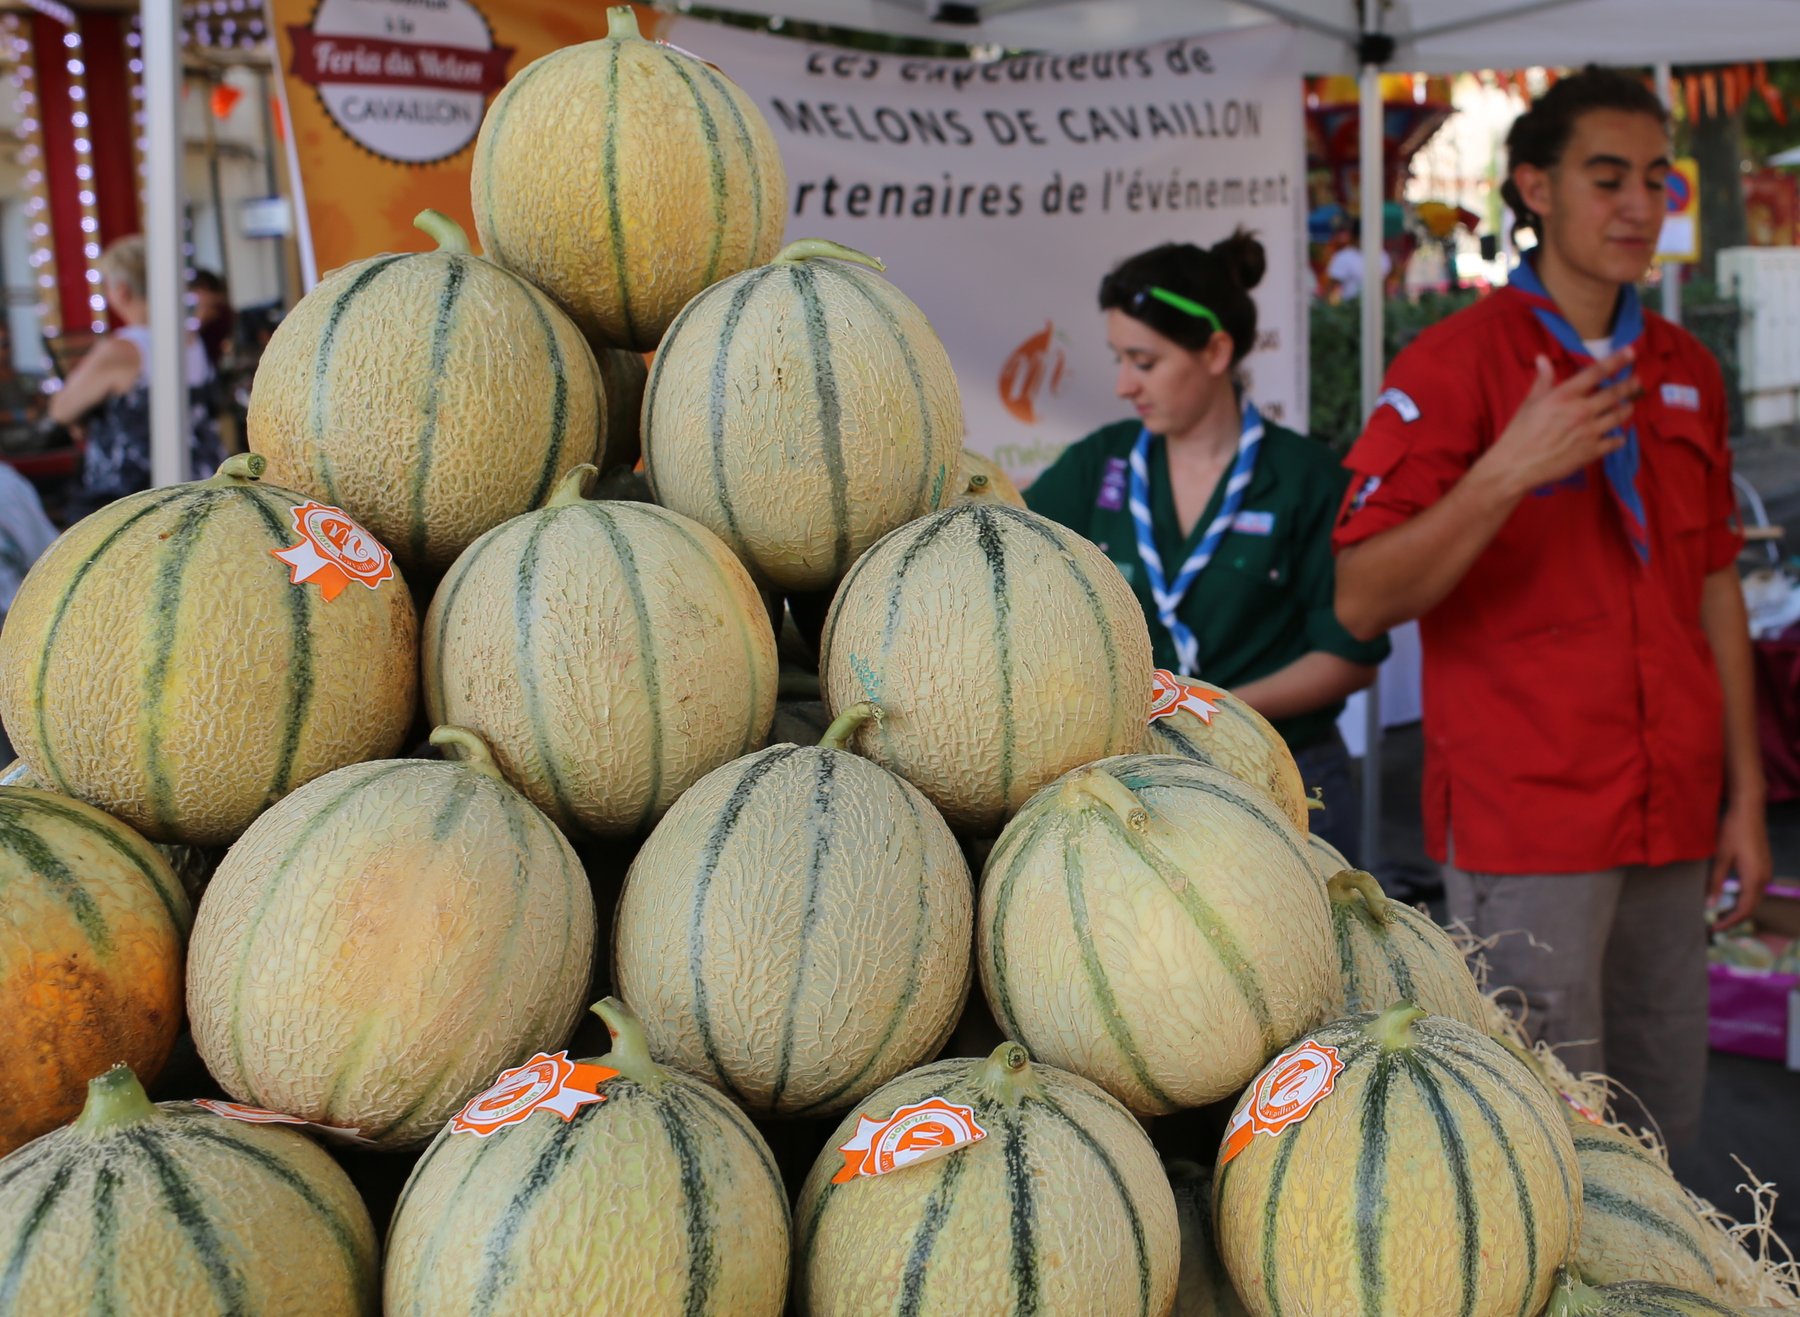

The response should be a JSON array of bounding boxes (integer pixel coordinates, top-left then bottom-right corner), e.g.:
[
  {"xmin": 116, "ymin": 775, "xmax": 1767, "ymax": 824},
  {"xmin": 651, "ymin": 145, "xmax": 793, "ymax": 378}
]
[{"xmin": 1128, "ymin": 401, "xmax": 1264, "ymax": 675}]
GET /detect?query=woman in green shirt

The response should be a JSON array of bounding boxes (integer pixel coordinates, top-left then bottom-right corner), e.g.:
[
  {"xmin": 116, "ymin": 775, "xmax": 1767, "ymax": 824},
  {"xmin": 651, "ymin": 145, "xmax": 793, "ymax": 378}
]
[{"xmin": 1025, "ymin": 230, "xmax": 1389, "ymax": 861}]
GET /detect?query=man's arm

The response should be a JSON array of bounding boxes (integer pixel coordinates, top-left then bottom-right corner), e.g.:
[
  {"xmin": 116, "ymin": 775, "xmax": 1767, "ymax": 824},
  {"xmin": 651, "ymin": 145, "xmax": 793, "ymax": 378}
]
[
  {"xmin": 1335, "ymin": 349, "xmax": 1639, "ymax": 641},
  {"xmin": 1232, "ymin": 652, "xmax": 1377, "ymax": 721},
  {"xmin": 1700, "ymin": 566, "xmax": 1771, "ymax": 928}
]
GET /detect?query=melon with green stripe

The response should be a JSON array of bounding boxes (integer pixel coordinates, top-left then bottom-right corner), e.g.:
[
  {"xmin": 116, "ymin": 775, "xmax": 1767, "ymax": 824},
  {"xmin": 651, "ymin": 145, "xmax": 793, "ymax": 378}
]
[
  {"xmin": 424, "ymin": 465, "xmax": 776, "ymax": 837},
  {"xmin": 976, "ymin": 754, "xmax": 1333, "ymax": 1114},
  {"xmin": 1213, "ymin": 1003, "xmax": 1580, "ymax": 1317},
  {"xmin": 471, "ymin": 5, "xmax": 786, "ymax": 352},
  {"xmin": 794, "ymin": 1042, "xmax": 1178, "ymax": 1316},
  {"xmin": 1168, "ymin": 1160, "xmax": 1250, "ymax": 1316},
  {"xmin": 0, "ymin": 454, "xmax": 417, "ymax": 846},
  {"xmin": 820, "ymin": 503, "xmax": 1152, "ymax": 834},
  {"xmin": 1305, "ymin": 831, "xmax": 1351, "ymax": 880},
  {"xmin": 0, "ymin": 1064, "xmax": 378, "ymax": 1314},
  {"xmin": 1327, "ymin": 869, "xmax": 1487, "ymax": 1029},
  {"xmin": 955, "ymin": 449, "xmax": 1026, "ymax": 508},
  {"xmin": 0, "ymin": 787, "xmax": 190, "ymax": 1155},
  {"xmin": 1139, "ymin": 671, "xmax": 1310, "ymax": 831},
  {"xmin": 643, "ymin": 239, "xmax": 963, "ymax": 593},
  {"xmin": 186, "ymin": 727, "xmax": 595, "ymax": 1150},
  {"xmin": 1546, "ymin": 1273, "xmax": 1751, "ymax": 1316},
  {"xmin": 247, "ymin": 210, "xmax": 602, "ymax": 576},
  {"xmin": 614, "ymin": 702, "xmax": 972, "ymax": 1117},
  {"xmin": 1565, "ymin": 1113, "xmax": 1721, "ymax": 1293}
]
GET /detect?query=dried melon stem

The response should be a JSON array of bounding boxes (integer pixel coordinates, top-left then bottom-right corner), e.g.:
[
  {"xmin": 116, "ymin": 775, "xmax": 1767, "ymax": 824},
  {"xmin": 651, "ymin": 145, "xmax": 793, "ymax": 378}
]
[
  {"xmin": 74, "ymin": 1064, "xmax": 160, "ymax": 1137},
  {"xmin": 1063, "ymin": 767, "xmax": 1148, "ymax": 833},
  {"xmin": 820, "ymin": 701, "xmax": 879, "ymax": 751},
  {"xmin": 771, "ymin": 238, "xmax": 886, "ymax": 272},
  {"xmin": 549, "ymin": 463, "xmax": 599, "ymax": 507},
  {"xmin": 971, "ymin": 1042, "xmax": 1040, "ymax": 1107},
  {"xmin": 593, "ymin": 997, "xmax": 663, "ymax": 1088},
  {"xmin": 606, "ymin": 5, "xmax": 641, "ymax": 40},
  {"xmin": 429, "ymin": 726, "xmax": 504, "ymax": 780},
  {"xmin": 1367, "ymin": 1001, "xmax": 1427, "ymax": 1051},
  {"xmin": 209, "ymin": 452, "xmax": 264, "ymax": 484},
  {"xmin": 1327, "ymin": 870, "xmax": 1391, "ymax": 927},
  {"xmin": 967, "ymin": 472, "xmax": 991, "ymax": 492},
  {"xmin": 412, "ymin": 208, "xmax": 472, "ymax": 255}
]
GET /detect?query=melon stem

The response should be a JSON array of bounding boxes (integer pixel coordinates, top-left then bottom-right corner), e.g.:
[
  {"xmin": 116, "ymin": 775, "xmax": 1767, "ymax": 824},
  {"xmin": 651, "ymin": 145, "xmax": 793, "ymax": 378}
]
[
  {"xmin": 1063, "ymin": 768, "xmax": 1148, "ymax": 833},
  {"xmin": 549, "ymin": 463, "xmax": 599, "ymax": 507},
  {"xmin": 74, "ymin": 1065, "xmax": 160, "ymax": 1137},
  {"xmin": 1367, "ymin": 1001, "xmax": 1428, "ymax": 1051},
  {"xmin": 971, "ymin": 1042, "xmax": 1041, "ymax": 1106},
  {"xmin": 820, "ymin": 701, "xmax": 879, "ymax": 751},
  {"xmin": 209, "ymin": 452, "xmax": 265, "ymax": 485},
  {"xmin": 967, "ymin": 472, "xmax": 991, "ymax": 492},
  {"xmin": 606, "ymin": 5, "xmax": 641, "ymax": 40},
  {"xmin": 429, "ymin": 726, "xmax": 504, "ymax": 779},
  {"xmin": 593, "ymin": 997, "xmax": 662, "ymax": 1087},
  {"xmin": 771, "ymin": 238, "xmax": 886, "ymax": 273},
  {"xmin": 1545, "ymin": 1270, "xmax": 1602, "ymax": 1317},
  {"xmin": 1327, "ymin": 870, "xmax": 1391, "ymax": 926},
  {"xmin": 413, "ymin": 208, "xmax": 472, "ymax": 255}
]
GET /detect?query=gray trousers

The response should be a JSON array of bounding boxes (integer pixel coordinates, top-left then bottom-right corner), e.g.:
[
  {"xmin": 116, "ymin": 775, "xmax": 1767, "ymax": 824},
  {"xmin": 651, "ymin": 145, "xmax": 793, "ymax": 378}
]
[{"xmin": 1443, "ymin": 860, "xmax": 1710, "ymax": 1148}]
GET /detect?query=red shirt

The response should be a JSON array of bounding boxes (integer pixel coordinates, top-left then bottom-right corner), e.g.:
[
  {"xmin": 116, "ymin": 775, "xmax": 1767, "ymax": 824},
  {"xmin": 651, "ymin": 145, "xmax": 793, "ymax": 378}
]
[{"xmin": 1334, "ymin": 287, "xmax": 1743, "ymax": 875}]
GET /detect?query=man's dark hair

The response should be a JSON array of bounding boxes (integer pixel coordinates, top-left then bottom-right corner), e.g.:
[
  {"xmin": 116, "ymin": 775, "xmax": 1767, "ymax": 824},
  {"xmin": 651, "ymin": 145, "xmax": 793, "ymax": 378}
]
[
  {"xmin": 188, "ymin": 268, "xmax": 226, "ymax": 295},
  {"xmin": 1098, "ymin": 228, "xmax": 1265, "ymax": 365},
  {"xmin": 1502, "ymin": 65, "xmax": 1669, "ymax": 237}
]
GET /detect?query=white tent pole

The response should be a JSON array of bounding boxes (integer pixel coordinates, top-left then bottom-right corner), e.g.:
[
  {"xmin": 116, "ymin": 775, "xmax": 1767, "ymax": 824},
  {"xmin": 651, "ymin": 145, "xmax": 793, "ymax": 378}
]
[
  {"xmin": 1358, "ymin": 39, "xmax": 1386, "ymax": 873},
  {"xmin": 1655, "ymin": 61, "xmax": 1682, "ymax": 325},
  {"xmin": 143, "ymin": 0, "xmax": 186, "ymax": 488}
]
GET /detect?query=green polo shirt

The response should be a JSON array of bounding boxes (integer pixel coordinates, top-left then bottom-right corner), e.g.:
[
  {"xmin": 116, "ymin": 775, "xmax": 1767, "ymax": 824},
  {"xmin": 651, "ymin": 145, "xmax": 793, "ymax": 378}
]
[{"xmin": 1024, "ymin": 417, "xmax": 1390, "ymax": 750}]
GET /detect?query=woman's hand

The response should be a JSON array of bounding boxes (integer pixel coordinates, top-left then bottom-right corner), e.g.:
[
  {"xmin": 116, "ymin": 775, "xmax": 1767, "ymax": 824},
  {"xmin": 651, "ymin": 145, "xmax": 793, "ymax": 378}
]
[{"xmin": 1231, "ymin": 652, "xmax": 1378, "ymax": 722}]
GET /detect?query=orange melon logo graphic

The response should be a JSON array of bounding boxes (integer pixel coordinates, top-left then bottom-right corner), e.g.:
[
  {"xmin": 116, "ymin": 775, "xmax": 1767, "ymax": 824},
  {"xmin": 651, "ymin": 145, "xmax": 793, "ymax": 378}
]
[
  {"xmin": 1219, "ymin": 1039, "xmax": 1343, "ymax": 1166},
  {"xmin": 1149, "ymin": 669, "xmax": 1224, "ymax": 725},
  {"xmin": 833, "ymin": 1097, "xmax": 988, "ymax": 1183},
  {"xmin": 450, "ymin": 1051, "xmax": 618, "ymax": 1137},
  {"xmin": 999, "ymin": 320, "xmax": 1068, "ymax": 425},
  {"xmin": 272, "ymin": 500, "xmax": 395, "ymax": 601}
]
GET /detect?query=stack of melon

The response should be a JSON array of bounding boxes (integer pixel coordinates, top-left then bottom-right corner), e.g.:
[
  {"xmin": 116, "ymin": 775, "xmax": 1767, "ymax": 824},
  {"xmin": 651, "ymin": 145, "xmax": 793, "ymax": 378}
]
[{"xmin": 0, "ymin": 7, "xmax": 1793, "ymax": 1317}]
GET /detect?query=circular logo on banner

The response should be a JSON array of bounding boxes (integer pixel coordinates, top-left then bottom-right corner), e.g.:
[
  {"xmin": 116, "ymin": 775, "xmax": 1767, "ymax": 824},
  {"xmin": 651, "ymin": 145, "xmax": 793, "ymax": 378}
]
[
  {"xmin": 286, "ymin": 0, "xmax": 516, "ymax": 164},
  {"xmin": 1665, "ymin": 169, "xmax": 1693, "ymax": 215}
]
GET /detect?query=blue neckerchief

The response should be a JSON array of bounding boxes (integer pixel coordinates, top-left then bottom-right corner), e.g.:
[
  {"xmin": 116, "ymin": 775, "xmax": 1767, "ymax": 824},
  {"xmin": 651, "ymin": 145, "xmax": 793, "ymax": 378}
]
[
  {"xmin": 1127, "ymin": 401, "xmax": 1264, "ymax": 675},
  {"xmin": 1509, "ymin": 258, "xmax": 1649, "ymax": 564}
]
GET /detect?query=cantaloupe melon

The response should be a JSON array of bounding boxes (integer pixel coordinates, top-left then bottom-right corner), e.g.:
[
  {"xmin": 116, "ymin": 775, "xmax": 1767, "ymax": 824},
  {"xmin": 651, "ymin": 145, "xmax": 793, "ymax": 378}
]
[
  {"xmin": 247, "ymin": 210, "xmax": 601, "ymax": 575},
  {"xmin": 471, "ymin": 6, "xmax": 786, "ymax": 351},
  {"xmin": 424, "ymin": 465, "xmax": 776, "ymax": 836},
  {"xmin": 1547, "ymin": 1274, "xmax": 1745, "ymax": 1316},
  {"xmin": 1139, "ymin": 670, "xmax": 1309, "ymax": 831},
  {"xmin": 955, "ymin": 449, "xmax": 1026, "ymax": 508},
  {"xmin": 1327, "ymin": 869, "xmax": 1487, "ymax": 1028},
  {"xmin": 643, "ymin": 239, "xmax": 963, "ymax": 592},
  {"xmin": 0, "ymin": 1064, "xmax": 379, "ymax": 1315},
  {"xmin": 820, "ymin": 503, "xmax": 1151, "ymax": 833},
  {"xmin": 793, "ymin": 1042, "xmax": 1180, "ymax": 1316},
  {"xmin": 1306, "ymin": 831, "xmax": 1351, "ymax": 880},
  {"xmin": 978, "ymin": 754, "xmax": 1333, "ymax": 1114},
  {"xmin": 1214, "ymin": 1003, "xmax": 1581, "ymax": 1317},
  {"xmin": 186, "ymin": 727, "xmax": 595, "ymax": 1150},
  {"xmin": 1169, "ymin": 1160, "xmax": 1250, "ymax": 1316},
  {"xmin": 0, "ymin": 788, "xmax": 189, "ymax": 1155},
  {"xmin": 0, "ymin": 454, "xmax": 417, "ymax": 845},
  {"xmin": 384, "ymin": 998, "xmax": 789, "ymax": 1316},
  {"xmin": 1568, "ymin": 1113, "xmax": 1721, "ymax": 1293},
  {"xmin": 615, "ymin": 702, "xmax": 972, "ymax": 1117}
]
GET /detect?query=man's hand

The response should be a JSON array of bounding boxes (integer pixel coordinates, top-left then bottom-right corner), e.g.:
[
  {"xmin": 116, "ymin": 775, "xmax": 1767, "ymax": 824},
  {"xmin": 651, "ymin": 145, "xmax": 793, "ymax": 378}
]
[
  {"xmin": 1477, "ymin": 349, "xmax": 1640, "ymax": 497},
  {"xmin": 1709, "ymin": 798, "xmax": 1774, "ymax": 930}
]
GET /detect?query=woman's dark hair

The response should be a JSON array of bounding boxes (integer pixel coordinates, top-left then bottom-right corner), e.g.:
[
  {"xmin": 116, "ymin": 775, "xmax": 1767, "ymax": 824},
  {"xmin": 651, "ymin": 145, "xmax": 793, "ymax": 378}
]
[
  {"xmin": 1099, "ymin": 228, "xmax": 1265, "ymax": 364},
  {"xmin": 1502, "ymin": 65, "xmax": 1669, "ymax": 237}
]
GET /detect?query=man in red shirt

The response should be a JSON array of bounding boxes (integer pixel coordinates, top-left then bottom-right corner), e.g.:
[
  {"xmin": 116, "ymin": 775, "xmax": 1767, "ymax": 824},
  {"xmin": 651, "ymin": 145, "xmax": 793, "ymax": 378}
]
[{"xmin": 1333, "ymin": 67, "xmax": 1770, "ymax": 1147}]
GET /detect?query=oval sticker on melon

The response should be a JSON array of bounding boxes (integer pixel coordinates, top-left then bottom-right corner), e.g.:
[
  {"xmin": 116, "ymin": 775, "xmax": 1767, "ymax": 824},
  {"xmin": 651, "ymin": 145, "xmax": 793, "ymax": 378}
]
[
  {"xmin": 1149, "ymin": 669, "xmax": 1222, "ymax": 725},
  {"xmin": 833, "ymin": 1097, "xmax": 987, "ymax": 1183},
  {"xmin": 1219, "ymin": 1039, "xmax": 1343, "ymax": 1166},
  {"xmin": 449, "ymin": 1051, "xmax": 618, "ymax": 1138},
  {"xmin": 271, "ymin": 500, "xmax": 395, "ymax": 601},
  {"xmin": 192, "ymin": 1099, "xmax": 377, "ymax": 1146}
]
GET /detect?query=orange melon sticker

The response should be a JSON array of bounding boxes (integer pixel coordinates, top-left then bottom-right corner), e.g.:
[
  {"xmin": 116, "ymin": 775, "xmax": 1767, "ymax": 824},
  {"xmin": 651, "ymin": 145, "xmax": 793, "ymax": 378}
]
[
  {"xmin": 1149, "ymin": 669, "xmax": 1223, "ymax": 725},
  {"xmin": 833, "ymin": 1097, "xmax": 987, "ymax": 1183},
  {"xmin": 449, "ymin": 1051, "xmax": 618, "ymax": 1138},
  {"xmin": 1562, "ymin": 1093, "xmax": 1604, "ymax": 1124},
  {"xmin": 272, "ymin": 500, "xmax": 395, "ymax": 601},
  {"xmin": 1219, "ymin": 1040, "xmax": 1343, "ymax": 1166},
  {"xmin": 192, "ymin": 1099, "xmax": 377, "ymax": 1146}
]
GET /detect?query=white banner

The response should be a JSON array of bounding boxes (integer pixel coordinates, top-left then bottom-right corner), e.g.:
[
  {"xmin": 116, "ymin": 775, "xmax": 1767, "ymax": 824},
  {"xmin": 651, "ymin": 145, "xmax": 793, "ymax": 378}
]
[{"xmin": 667, "ymin": 19, "xmax": 1304, "ymax": 485}]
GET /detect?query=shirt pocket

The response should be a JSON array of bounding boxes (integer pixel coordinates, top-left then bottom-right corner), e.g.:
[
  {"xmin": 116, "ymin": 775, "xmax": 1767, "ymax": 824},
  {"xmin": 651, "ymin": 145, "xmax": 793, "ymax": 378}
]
[
  {"xmin": 1650, "ymin": 425, "xmax": 1719, "ymax": 619},
  {"xmin": 1218, "ymin": 532, "xmax": 1291, "ymax": 600}
]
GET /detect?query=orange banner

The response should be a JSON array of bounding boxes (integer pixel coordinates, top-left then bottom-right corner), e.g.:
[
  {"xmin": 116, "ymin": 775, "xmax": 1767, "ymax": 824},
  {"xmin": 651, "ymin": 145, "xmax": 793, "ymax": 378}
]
[{"xmin": 268, "ymin": 0, "xmax": 663, "ymax": 285}]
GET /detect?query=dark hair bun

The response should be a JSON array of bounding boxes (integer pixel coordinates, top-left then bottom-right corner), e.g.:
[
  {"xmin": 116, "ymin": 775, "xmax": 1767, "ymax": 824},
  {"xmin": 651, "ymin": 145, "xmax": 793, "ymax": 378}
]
[{"xmin": 1210, "ymin": 228, "xmax": 1266, "ymax": 293}]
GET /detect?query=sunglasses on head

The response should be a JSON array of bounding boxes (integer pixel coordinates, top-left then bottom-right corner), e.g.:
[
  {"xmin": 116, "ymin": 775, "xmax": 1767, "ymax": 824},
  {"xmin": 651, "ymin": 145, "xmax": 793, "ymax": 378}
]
[{"xmin": 1129, "ymin": 286, "xmax": 1223, "ymax": 336}]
